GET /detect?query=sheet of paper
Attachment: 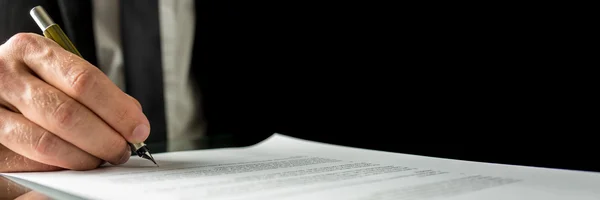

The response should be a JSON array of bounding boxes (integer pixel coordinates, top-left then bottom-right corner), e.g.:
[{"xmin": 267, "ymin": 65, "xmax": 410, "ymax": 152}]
[{"xmin": 2, "ymin": 133, "xmax": 600, "ymax": 200}]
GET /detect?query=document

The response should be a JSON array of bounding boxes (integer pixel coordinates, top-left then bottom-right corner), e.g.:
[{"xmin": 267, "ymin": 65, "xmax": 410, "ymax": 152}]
[{"xmin": 2, "ymin": 133, "xmax": 600, "ymax": 200}]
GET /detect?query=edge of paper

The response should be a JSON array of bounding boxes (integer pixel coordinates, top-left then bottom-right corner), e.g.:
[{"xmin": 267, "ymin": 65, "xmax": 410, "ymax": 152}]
[{"xmin": 251, "ymin": 133, "xmax": 600, "ymax": 176}]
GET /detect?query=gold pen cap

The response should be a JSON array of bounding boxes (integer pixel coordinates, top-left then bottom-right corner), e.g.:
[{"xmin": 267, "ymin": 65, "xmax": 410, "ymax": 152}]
[
  {"xmin": 30, "ymin": 6, "xmax": 55, "ymax": 30},
  {"xmin": 29, "ymin": 6, "xmax": 82, "ymax": 57}
]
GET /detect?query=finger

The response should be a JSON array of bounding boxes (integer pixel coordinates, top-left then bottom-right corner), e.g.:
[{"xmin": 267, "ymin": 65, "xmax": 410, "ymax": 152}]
[
  {"xmin": 0, "ymin": 108, "xmax": 102, "ymax": 171},
  {"xmin": 0, "ymin": 59, "xmax": 19, "ymax": 113},
  {"xmin": 0, "ymin": 72, "xmax": 130, "ymax": 165},
  {"xmin": 1, "ymin": 33, "xmax": 150, "ymax": 143},
  {"xmin": 0, "ymin": 144, "xmax": 62, "ymax": 172}
]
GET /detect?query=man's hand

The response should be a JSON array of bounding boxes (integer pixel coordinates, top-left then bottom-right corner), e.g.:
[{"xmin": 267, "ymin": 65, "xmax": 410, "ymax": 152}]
[
  {"xmin": 1, "ymin": 175, "xmax": 51, "ymax": 200},
  {"xmin": 0, "ymin": 33, "xmax": 150, "ymax": 172}
]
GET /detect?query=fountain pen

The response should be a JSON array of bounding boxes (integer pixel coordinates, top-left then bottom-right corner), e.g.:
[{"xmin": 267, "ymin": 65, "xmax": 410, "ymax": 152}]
[{"xmin": 29, "ymin": 6, "xmax": 158, "ymax": 166}]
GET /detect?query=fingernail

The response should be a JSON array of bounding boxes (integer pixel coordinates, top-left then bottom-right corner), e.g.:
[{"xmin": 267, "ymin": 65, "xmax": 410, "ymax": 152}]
[
  {"xmin": 119, "ymin": 148, "xmax": 131, "ymax": 164},
  {"xmin": 132, "ymin": 124, "xmax": 150, "ymax": 143}
]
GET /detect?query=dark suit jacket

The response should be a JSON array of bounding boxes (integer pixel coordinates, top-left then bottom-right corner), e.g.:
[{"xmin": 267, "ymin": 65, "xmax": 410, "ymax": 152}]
[{"xmin": 1, "ymin": 0, "xmax": 598, "ymax": 172}]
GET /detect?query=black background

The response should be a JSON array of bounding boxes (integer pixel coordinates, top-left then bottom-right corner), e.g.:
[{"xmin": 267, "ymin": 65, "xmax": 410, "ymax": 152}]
[
  {"xmin": 1, "ymin": 0, "xmax": 596, "ymax": 172},
  {"xmin": 193, "ymin": 0, "xmax": 597, "ymax": 172}
]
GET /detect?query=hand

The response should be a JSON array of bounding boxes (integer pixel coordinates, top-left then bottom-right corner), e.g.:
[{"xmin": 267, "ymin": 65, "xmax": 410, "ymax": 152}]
[
  {"xmin": 0, "ymin": 175, "xmax": 50, "ymax": 200},
  {"xmin": 0, "ymin": 33, "xmax": 150, "ymax": 172}
]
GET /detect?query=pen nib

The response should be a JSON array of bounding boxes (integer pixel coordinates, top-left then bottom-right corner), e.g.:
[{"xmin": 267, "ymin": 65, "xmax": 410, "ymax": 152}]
[
  {"xmin": 141, "ymin": 152, "xmax": 158, "ymax": 167},
  {"xmin": 133, "ymin": 145, "xmax": 159, "ymax": 167}
]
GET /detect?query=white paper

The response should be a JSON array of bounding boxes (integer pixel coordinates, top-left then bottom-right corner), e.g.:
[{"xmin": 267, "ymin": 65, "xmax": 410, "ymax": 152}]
[{"xmin": 2, "ymin": 133, "xmax": 600, "ymax": 200}]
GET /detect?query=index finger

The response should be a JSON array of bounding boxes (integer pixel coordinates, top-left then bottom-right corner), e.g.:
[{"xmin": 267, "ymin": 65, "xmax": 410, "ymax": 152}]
[{"xmin": 2, "ymin": 33, "xmax": 151, "ymax": 143}]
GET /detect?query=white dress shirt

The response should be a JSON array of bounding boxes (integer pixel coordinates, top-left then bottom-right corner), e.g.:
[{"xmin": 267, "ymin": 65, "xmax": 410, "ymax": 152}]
[{"xmin": 92, "ymin": 0, "xmax": 205, "ymax": 151}]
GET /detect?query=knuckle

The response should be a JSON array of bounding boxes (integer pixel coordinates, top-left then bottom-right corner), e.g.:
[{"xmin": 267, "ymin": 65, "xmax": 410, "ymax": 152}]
[
  {"xmin": 52, "ymin": 98, "xmax": 83, "ymax": 130},
  {"xmin": 39, "ymin": 43, "xmax": 57, "ymax": 61},
  {"xmin": 6, "ymin": 33, "xmax": 37, "ymax": 47},
  {"xmin": 33, "ymin": 130, "xmax": 58, "ymax": 157},
  {"xmin": 4, "ymin": 33, "xmax": 39, "ymax": 54},
  {"xmin": 68, "ymin": 67, "xmax": 96, "ymax": 97}
]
